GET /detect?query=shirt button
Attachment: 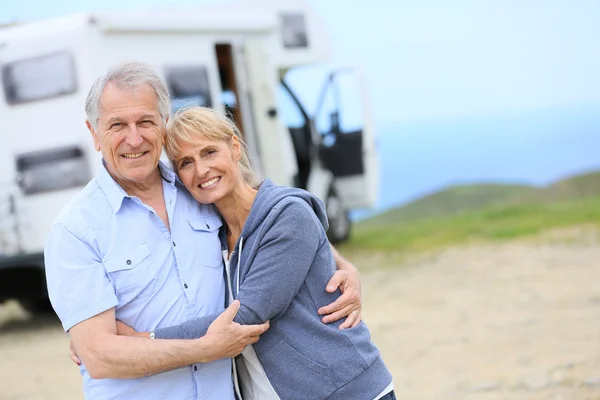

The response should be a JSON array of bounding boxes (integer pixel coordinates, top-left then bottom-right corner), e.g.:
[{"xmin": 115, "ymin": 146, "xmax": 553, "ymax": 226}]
[
  {"xmin": 193, "ymin": 365, "xmax": 198, "ymax": 371},
  {"xmin": 173, "ymin": 242, "xmax": 176, "ymax": 247},
  {"xmin": 126, "ymin": 260, "xmax": 131, "ymax": 265},
  {"xmin": 184, "ymin": 283, "xmax": 188, "ymax": 289},
  {"xmin": 206, "ymin": 224, "xmax": 210, "ymax": 229}
]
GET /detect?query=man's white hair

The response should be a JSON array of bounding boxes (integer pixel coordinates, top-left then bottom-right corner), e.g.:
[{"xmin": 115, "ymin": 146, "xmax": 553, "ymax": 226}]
[{"xmin": 85, "ymin": 61, "xmax": 171, "ymax": 130}]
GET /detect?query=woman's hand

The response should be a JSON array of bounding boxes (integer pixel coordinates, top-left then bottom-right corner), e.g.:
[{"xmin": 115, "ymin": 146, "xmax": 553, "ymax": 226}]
[{"xmin": 318, "ymin": 263, "xmax": 362, "ymax": 329}]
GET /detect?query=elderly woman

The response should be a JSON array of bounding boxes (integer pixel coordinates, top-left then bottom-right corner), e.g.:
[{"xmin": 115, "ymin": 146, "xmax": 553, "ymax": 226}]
[{"xmin": 119, "ymin": 107, "xmax": 395, "ymax": 400}]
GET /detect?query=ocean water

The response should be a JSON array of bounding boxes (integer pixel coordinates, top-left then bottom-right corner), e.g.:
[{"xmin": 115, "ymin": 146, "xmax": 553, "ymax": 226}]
[{"xmin": 352, "ymin": 103, "xmax": 600, "ymax": 220}]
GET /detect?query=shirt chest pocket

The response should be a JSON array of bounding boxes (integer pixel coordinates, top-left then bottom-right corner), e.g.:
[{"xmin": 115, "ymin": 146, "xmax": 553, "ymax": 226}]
[
  {"xmin": 103, "ymin": 243, "xmax": 157, "ymax": 301},
  {"xmin": 187, "ymin": 216, "xmax": 224, "ymax": 269}
]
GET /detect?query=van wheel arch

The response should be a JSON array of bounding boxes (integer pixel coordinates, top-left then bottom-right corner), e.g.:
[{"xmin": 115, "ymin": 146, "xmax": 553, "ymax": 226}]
[{"xmin": 325, "ymin": 184, "xmax": 351, "ymax": 244}]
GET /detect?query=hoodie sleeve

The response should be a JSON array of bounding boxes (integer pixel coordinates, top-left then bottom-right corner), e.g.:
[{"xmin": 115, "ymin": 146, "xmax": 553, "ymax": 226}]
[
  {"xmin": 234, "ymin": 198, "xmax": 324, "ymax": 325},
  {"xmin": 153, "ymin": 314, "xmax": 217, "ymax": 340},
  {"xmin": 153, "ymin": 198, "xmax": 324, "ymax": 339}
]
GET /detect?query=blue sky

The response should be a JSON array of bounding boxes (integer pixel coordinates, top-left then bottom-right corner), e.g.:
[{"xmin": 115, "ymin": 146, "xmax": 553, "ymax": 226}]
[
  {"xmin": 3, "ymin": 0, "xmax": 600, "ymax": 213},
  {"xmin": 2, "ymin": 0, "xmax": 600, "ymax": 125}
]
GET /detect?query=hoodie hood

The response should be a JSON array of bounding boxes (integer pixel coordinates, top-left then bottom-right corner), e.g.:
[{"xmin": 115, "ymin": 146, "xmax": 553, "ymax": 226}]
[{"xmin": 242, "ymin": 179, "xmax": 329, "ymax": 239}]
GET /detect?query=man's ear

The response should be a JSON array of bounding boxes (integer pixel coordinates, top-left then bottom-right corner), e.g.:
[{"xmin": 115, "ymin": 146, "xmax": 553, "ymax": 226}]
[
  {"xmin": 86, "ymin": 120, "xmax": 101, "ymax": 152},
  {"xmin": 161, "ymin": 117, "xmax": 168, "ymax": 146}
]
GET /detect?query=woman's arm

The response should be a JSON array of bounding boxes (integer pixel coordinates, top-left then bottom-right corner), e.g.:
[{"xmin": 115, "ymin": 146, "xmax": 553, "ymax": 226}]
[
  {"xmin": 232, "ymin": 200, "xmax": 323, "ymax": 325},
  {"xmin": 153, "ymin": 314, "xmax": 218, "ymax": 339},
  {"xmin": 148, "ymin": 199, "xmax": 322, "ymax": 339}
]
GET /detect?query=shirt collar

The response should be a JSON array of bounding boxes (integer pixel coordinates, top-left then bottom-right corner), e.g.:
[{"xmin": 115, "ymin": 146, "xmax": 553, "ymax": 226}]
[
  {"xmin": 96, "ymin": 159, "xmax": 179, "ymax": 214},
  {"xmin": 158, "ymin": 159, "xmax": 178, "ymax": 185}
]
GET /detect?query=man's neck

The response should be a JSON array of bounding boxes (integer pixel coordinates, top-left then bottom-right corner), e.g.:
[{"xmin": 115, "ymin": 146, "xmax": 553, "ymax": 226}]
[
  {"xmin": 113, "ymin": 169, "xmax": 164, "ymax": 201},
  {"xmin": 114, "ymin": 168, "xmax": 170, "ymax": 230}
]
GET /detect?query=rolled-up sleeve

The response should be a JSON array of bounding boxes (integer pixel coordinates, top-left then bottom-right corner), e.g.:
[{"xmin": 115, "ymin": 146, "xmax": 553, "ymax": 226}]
[{"xmin": 44, "ymin": 224, "xmax": 118, "ymax": 332}]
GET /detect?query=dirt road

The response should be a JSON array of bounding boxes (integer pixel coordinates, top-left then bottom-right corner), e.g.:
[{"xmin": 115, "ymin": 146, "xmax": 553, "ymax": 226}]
[{"xmin": 1, "ymin": 236, "xmax": 599, "ymax": 399}]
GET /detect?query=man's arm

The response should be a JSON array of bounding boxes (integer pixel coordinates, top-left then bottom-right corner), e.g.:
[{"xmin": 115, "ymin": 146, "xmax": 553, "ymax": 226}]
[
  {"xmin": 45, "ymin": 223, "xmax": 266, "ymax": 378},
  {"xmin": 70, "ymin": 301, "xmax": 266, "ymax": 379},
  {"xmin": 318, "ymin": 244, "xmax": 363, "ymax": 329},
  {"xmin": 70, "ymin": 308, "xmax": 208, "ymax": 379}
]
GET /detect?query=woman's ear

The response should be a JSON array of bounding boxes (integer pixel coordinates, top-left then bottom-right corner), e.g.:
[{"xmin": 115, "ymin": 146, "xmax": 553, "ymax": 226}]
[{"xmin": 231, "ymin": 135, "xmax": 242, "ymax": 161}]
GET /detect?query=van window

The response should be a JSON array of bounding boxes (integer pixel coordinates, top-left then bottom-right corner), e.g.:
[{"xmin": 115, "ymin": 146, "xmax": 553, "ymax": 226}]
[
  {"xmin": 165, "ymin": 66, "xmax": 212, "ymax": 112},
  {"xmin": 276, "ymin": 84, "xmax": 305, "ymax": 129},
  {"xmin": 1, "ymin": 52, "xmax": 77, "ymax": 105},
  {"xmin": 16, "ymin": 146, "xmax": 91, "ymax": 195},
  {"xmin": 315, "ymin": 73, "xmax": 365, "ymax": 141},
  {"xmin": 280, "ymin": 13, "xmax": 309, "ymax": 49}
]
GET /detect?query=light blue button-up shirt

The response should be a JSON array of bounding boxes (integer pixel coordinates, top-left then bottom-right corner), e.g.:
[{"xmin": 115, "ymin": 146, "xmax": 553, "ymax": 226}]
[{"xmin": 44, "ymin": 161, "xmax": 233, "ymax": 400}]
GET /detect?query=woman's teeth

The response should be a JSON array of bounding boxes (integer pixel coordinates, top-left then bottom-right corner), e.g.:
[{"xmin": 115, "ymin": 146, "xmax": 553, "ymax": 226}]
[{"xmin": 200, "ymin": 177, "xmax": 220, "ymax": 188}]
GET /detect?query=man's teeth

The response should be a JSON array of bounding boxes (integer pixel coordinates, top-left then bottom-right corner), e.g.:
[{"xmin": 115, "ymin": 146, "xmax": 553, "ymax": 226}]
[
  {"xmin": 201, "ymin": 178, "xmax": 220, "ymax": 188},
  {"xmin": 123, "ymin": 152, "xmax": 145, "ymax": 158}
]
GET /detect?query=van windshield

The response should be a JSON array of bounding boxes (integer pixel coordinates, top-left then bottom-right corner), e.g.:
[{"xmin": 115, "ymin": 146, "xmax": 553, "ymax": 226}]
[
  {"xmin": 1, "ymin": 51, "xmax": 77, "ymax": 105},
  {"xmin": 165, "ymin": 65, "xmax": 212, "ymax": 112}
]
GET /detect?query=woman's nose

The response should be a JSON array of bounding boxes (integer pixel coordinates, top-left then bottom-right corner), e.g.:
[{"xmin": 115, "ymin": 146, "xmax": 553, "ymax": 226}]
[{"xmin": 195, "ymin": 162, "xmax": 210, "ymax": 178}]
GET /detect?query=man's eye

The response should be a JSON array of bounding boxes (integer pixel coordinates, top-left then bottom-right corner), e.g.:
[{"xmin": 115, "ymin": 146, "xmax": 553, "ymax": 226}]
[
  {"xmin": 139, "ymin": 120, "xmax": 154, "ymax": 127},
  {"xmin": 111, "ymin": 123, "xmax": 123, "ymax": 129}
]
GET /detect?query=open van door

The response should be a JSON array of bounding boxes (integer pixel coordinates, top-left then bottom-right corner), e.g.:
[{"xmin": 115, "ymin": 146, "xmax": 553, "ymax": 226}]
[
  {"xmin": 242, "ymin": 39, "xmax": 298, "ymax": 187},
  {"xmin": 314, "ymin": 68, "xmax": 379, "ymax": 209}
]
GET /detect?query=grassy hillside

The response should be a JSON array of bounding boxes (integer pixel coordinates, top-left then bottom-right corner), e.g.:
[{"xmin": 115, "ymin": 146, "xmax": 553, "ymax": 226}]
[
  {"xmin": 534, "ymin": 170, "xmax": 600, "ymax": 201},
  {"xmin": 343, "ymin": 169, "xmax": 600, "ymax": 254},
  {"xmin": 363, "ymin": 183, "xmax": 535, "ymax": 226}
]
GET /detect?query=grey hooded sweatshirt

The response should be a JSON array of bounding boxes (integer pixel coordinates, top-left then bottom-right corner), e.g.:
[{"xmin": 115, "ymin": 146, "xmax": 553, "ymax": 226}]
[{"xmin": 155, "ymin": 179, "xmax": 392, "ymax": 400}]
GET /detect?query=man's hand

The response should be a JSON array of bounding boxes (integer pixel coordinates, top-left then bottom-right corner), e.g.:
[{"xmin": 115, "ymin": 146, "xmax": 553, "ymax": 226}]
[
  {"xmin": 203, "ymin": 300, "xmax": 270, "ymax": 362},
  {"xmin": 116, "ymin": 321, "xmax": 150, "ymax": 338},
  {"xmin": 69, "ymin": 338, "xmax": 81, "ymax": 366},
  {"xmin": 318, "ymin": 255, "xmax": 362, "ymax": 329}
]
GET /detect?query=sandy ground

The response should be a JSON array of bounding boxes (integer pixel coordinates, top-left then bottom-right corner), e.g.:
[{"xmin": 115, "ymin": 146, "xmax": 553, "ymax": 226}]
[{"xmin": 1, "ymin": 233, "xmax": 600, "ymax": 399}]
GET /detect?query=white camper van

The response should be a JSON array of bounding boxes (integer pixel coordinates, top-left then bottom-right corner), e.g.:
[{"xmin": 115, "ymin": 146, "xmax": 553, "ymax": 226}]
[{"xmin": 0, "ymin": 0, "xmax": 379, "ymax": 312}]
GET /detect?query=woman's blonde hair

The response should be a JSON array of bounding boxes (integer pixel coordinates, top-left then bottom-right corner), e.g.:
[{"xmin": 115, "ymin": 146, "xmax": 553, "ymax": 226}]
[{"xmin": 165, "ymin": 106, "xmax": 257, "ymax": 187}]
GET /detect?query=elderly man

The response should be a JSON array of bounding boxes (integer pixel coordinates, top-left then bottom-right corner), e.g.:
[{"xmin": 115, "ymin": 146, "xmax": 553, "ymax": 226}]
[{"xmin": 44, "ymin": 61, "xmax": 363, "ymax": 400}]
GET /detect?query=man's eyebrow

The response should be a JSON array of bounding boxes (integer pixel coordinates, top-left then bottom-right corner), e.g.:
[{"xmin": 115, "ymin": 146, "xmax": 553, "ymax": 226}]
[
  {"xmin": 105, "ymin": 117, "xmax": 124, "ymax": 126},
  {"xmin": 138, "ymin": 114, "xmax": 159, "ymax": 121}
]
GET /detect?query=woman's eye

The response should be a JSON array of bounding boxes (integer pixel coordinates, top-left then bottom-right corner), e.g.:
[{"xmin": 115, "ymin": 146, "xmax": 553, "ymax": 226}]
[
  {"xmin": 206, "ymin": 149, "xmax": 217, "ymax": 156},
  {"xmin": 179, "ymin": 160, "xmax": 191, "ymax": 168}
]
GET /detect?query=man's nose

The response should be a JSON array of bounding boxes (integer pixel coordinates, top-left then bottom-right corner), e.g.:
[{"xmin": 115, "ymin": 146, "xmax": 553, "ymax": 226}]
[{"xmin": 124, "ymin": 124, "xmax": 143, "ymax": 147}]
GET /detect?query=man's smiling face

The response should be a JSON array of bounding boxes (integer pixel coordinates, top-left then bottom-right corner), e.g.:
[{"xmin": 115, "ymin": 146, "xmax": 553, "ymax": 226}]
[{"xmin": 87, "ymin": 83, "xmax": 165, "ymax": 188}]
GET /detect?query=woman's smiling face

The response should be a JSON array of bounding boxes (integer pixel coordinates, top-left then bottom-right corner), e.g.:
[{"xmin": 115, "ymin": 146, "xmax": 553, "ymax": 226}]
[{"xmin": 174, "ymin": 135, "xmax": 243, "ymax": 205}]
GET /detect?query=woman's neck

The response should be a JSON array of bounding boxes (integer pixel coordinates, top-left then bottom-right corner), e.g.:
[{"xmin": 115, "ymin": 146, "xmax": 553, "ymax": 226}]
[{"xmin": 215, "ymin": 181, "xmax": 257, "ymax": 252}]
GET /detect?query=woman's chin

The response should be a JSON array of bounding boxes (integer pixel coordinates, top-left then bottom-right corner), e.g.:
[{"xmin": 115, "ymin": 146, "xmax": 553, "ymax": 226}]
[{"xmin": 191, "ymin": 188, "xmax": 225, "ymax": 205}]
